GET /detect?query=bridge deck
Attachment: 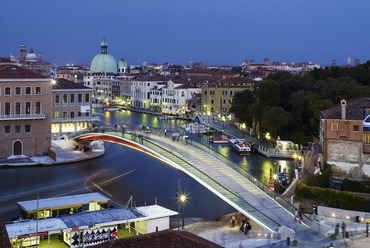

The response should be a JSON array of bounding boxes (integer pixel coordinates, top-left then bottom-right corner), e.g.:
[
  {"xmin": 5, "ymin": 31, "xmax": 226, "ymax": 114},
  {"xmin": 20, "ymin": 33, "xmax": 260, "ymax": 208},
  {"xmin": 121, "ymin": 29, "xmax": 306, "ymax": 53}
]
[{"xmin": 69, "ymin": 128, "xmax": 310, "ymax": 233}]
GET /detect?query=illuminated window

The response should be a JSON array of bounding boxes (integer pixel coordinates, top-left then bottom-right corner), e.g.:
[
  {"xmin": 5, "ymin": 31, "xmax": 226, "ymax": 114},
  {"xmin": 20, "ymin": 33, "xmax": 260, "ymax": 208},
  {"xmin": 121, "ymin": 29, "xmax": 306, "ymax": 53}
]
[
  {"xmin": 35, "ymin": 87, "xmax": 41, "ymax": 95},
  {"xmin": 25, "ymin": 102, "xmax": 31, "ymax": 114},
  {"xmin": 55, "ymin": 112, "xmax": 59, "ymax": 118},
  {"xmin": 63, "ymin": 94, "xmax": 68, "ymax": 105}
]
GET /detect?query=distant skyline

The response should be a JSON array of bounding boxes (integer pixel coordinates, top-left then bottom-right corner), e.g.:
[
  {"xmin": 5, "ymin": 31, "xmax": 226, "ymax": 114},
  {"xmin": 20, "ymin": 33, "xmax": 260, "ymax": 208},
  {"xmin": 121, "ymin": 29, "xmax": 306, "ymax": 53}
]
[{"xmin": 1, "ymin": 0, "xmax": 369, "ymax": 67}]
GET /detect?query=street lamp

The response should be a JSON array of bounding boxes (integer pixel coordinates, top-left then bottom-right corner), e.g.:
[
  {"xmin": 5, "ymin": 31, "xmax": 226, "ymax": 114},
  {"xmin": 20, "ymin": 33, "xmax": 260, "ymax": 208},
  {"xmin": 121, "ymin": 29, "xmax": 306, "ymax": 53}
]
[
  {"xmin": 180, "ymin": 194, "xmax": 186, "ymax": 229},
  {"xmin": 242, "ymin": 123, "xmax": 246, "ymax": 138}
]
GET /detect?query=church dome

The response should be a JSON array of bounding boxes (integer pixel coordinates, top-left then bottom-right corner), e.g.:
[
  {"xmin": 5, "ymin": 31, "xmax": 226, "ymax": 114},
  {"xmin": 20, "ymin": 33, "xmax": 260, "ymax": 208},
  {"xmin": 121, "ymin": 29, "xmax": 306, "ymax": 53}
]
[
  {"xmin": 90, "ymin": 39, "xmax": 117, "ymax": 74},
  {"xmin": 25, "ymin": 48, "xmax": 37, "ymax": 63},
  {"xmin": 118, "ymin": 58, "xmax": 127, "ymax": 67}
]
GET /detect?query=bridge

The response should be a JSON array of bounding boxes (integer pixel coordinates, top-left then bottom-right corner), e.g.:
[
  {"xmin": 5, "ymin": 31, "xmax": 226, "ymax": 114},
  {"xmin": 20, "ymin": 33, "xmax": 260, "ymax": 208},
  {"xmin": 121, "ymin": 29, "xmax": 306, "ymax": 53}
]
[{"xmin": 68, "ymin": 126, "xmax": 311, "ymax": 233}]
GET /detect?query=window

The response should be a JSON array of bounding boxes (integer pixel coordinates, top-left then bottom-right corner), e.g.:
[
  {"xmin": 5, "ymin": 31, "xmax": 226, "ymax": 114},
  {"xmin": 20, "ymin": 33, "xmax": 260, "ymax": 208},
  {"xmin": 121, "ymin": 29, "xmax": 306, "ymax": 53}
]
[
  {"xmin": 85, "ymin": 93, "xmax": 90, "ymax": 103},
  {"xmin": 78, "ymin": 94, "xmax": 82, "ymax": 105},
  {"xmin": 230, "ymin": 91, "xmax": 233, "ymax": 95},
  {"xmin": 15, "ymin": 125, "xmax": 21, "ymax": 133},
  {"xmin": 222, "ymin": 91, "xmax": 227, "ymax": 95},
  {"xmin": 78, "ymin": 111, "xmax": 82, "ymax": 117},
  {"xmin": 55, "ymin": 112, "xmax": 59, "ymax": 118},
  {"xmin": 71, "ymin": 94, "xmax": 75, "ymax": 105},
  {"xmin": 63, "ymin": 94, "xmax": 68, "ymax": 105},
  {"xmin": 223, "ymin": 99, "xmax": 226, "ymax": 104},
  {"xmin": 55, "ymin": 94, "xmax": 60, "ymax": 106},
  {"xmin": 63, "ymin": 112, "xmax": 67, "ymax": 118},
  {"xmin": 5, "ymin": 102, "xmax": 10, "ymax": 115},
  {"xmin": 25, "ymin": 102, "xmax": 31, "ymax": 114},
  {"xmin": 35, "ymin": 102, "xmax": 41, "ymax": 114},
  {"xmin": 35, "ymin": 87, "xmax": 41, "ymax": 95},
  {"xmin": 211, "ymin": 99, "xmax": 214, "ymax": 104},
  {"xmin": 4, "ymin": 126, "xmax": 10, "ymax": 134},
  {"xmin": 204, "ymin": 90, "xmax": 207, "ymax": 95},
  {"xmin": 331, "ymin": 123, "xmax": 338, "ymax": 131},
  {"xmin": 85, "ymin": 112, "xmax": 90, "ymax": 117},
  {"xmin": 354, "ymin": 125, "xmax": 359, "ymax": 132},
  {"xmin": 223, "ymin": 107, "xmax": 227, "ymax": 112},
  {"xmin": 15, "ymin": 102, "xmax": 21, "ymax": 115},
  {"xmin": 5, "ymin": 87, "xmax": 10, "ymax": 95},
  {"xmin": 70, "ymin": 112, "xmax": 75, "ymax": 118},
  {"xmin": 15, "ymin": 87, "xmax": 21, "ymax": 95},
  {"xmin": 25, "ymin": 87, "xmax": 31, "ymax": 95},
  {"xmin": 25, "ymin": 125, "xmax": 31, "ymax": 133},
  {"xmin": 210, "ymin": 91, "xmax": 215, "ymax": 95}
]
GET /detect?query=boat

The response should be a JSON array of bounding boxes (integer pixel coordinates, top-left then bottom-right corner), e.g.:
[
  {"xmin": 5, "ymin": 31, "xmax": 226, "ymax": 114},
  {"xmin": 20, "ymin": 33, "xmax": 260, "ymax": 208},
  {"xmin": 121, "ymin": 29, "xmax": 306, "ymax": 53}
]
[
  {"xmin": 210, "ymin": 135, "xmax": 230, "ymax": 144},
  {"xmin": 106, "ymin": 107, "xmax": 121, "ymax": 111},
  {"xmin": 229, "ymin": 139, "xmax": 251, "ymax": 155}
]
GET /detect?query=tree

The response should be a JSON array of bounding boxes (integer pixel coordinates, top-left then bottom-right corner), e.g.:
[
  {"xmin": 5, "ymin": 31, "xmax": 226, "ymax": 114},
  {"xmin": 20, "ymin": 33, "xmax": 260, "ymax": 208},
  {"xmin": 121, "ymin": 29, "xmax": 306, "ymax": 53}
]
[
  {"xmin": 260, "ymin": 106, "xmax": 291, "ymax": 137},
  {"xmin": 229, "ymin": 90, "xmax": 255, "ymax": 125},
  {"xmin": 254, "ymin": 79, "xmax": 280, "ymax": 106}
]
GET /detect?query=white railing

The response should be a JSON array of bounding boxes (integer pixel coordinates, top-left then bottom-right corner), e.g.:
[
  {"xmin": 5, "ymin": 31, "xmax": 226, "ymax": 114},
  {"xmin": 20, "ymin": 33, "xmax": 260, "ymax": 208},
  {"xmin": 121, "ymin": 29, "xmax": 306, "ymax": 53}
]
[{"xmin": 0, "ymin": 114, "xmax": 46, "ymax": 120}]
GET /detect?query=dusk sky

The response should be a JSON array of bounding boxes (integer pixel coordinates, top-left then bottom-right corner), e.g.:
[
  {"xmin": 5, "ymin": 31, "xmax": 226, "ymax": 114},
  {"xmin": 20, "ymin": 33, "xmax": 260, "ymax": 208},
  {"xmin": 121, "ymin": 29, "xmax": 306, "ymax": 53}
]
[{"xmin": 1, "ymin": 0, "xmax": 369, "ymax": 67}]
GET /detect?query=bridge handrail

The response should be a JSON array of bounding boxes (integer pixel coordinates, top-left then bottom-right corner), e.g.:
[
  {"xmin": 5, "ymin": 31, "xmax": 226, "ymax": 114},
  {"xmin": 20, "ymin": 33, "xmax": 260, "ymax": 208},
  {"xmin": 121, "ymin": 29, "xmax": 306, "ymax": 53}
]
[{"xmin": 69, "ymin": 127, "xmax": 281, "ymax": 231}]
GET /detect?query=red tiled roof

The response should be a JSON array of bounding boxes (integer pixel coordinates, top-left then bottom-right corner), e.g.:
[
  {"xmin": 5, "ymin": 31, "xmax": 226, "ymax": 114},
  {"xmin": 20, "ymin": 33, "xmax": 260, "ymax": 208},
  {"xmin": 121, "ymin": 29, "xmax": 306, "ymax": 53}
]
[
  {"xmin": 320, "ymin": 97, "xmax": 370, "ymax": 120},
  {"xmin": 0, "ymin": 64, "xmax": 48, "ymax": 79},
  {"xmin": 90, "ymin": 230, "xmax": 223, "ymax": 248},
  {"xmin": 53, "ymin": 78, "xmax": 91, "ymax": 90},
  {"xmin": 0, "ymin": 215, "xmax": 11, "ymax": 248}
]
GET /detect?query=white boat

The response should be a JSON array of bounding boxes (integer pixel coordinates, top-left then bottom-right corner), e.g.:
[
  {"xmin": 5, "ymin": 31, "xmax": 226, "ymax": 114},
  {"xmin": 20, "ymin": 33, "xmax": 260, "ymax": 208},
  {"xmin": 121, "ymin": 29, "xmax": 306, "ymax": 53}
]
[
  {"xmin": 229, "ymin": 139, "xmax": 251, "ymax": 155},
  {"xmin": 210, "ymin": 135, "xmax": 230, "ymax": 144},
  {"xmin": 106, "ymin": 107, "xmax": 121, "ymax": 111}
]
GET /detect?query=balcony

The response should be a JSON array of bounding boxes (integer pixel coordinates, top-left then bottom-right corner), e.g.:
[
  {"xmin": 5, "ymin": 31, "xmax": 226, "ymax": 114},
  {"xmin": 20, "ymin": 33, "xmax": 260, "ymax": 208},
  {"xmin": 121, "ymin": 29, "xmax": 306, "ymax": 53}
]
[
  {"xmin": 52, "ymin": 116, "xmax": 100, "ymax": 123},
  {"xmin": 0, "ymin": 114, "xmax": 46, "ymax": 121}
]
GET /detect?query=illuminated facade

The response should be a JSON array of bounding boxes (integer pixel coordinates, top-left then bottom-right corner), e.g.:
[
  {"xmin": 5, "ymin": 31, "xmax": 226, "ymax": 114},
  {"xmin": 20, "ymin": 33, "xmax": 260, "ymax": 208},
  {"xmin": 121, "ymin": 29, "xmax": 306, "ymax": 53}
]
[
  {"xmin": 319, "ymin": 98, "xmax": 370, "ymax": 180},
  {"xmin": 52, "ymin": 78, "xmax": 98, "ymax": 138},
  {"xmin": 201, "ymin": 77, "xmax": 254, "ymax": 118}
]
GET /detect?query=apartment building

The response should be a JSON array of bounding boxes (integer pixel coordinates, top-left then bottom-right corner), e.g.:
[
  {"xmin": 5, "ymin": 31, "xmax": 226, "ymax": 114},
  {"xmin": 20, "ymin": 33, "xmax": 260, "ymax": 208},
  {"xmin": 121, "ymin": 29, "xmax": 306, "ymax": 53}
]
[
  {"xmin": 0, "ymin": 65, "xmax": 52, "ymax": 158},
  {"xmin": 319, "ymin": 98, "xmax": 370, "ymax": 180},
  {"xmin": 201, "ymin": 77, "xmax": 254, "ymax": 118}
]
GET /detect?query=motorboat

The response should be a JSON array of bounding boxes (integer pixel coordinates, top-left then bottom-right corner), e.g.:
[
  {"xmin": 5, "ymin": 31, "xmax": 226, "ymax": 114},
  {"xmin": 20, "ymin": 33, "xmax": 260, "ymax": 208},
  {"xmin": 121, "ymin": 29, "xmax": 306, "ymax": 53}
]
[
  {"xmin": 106, "ymin": 107, "xmax": 121, "ymax": 111},
  {"xmin": 229, "ymin": 139, "xmax": 251, "ymax": 155},
  {"xmin": 210, "ymin": 135, "xmax": 230, "ymax": 144}
]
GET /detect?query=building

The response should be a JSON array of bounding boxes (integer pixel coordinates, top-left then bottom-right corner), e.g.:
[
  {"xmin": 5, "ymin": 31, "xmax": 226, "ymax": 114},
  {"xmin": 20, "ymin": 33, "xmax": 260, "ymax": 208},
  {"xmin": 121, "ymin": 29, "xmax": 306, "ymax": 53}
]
[
  {"xmin": 90, "ymin": 229, "xmax": 223, "ymax": 248},
  {"xmin": 56, "ymin": 65, "xmax": 86, "ymax": 83},
  {"xmin": 319, "ymin": 98, "xmax": 370, "ymax": 180},
  {"xmin": 51, "ymin": 78, "xmax": 98, "ymax": 138},
  {"xmin": 17, "ymin": 192, "xmax": 110, "ymax": 220},
  {"xmin": 17, "ymin": 45, "xmax": 52, "ymax": 77},
  {"xmin": 0, "ymin": 65, "xmax": 52, "ymax": 158},
  {"xmin": 6, "ymin": 193, "xmax": 178, "ymax": 248},
  {"xmin": 201, "ymin": 77, "xmax": 254, "ymax": 119}
]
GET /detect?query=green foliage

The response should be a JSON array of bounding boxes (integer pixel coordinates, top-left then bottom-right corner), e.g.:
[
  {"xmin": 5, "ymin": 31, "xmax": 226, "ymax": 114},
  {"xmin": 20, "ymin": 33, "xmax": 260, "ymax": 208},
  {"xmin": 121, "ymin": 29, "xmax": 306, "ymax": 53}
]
[
  {"xmin": 304, "ymin": 163, "xmax": 332, "ymax": 188},
  {"xmin": 230, "ymin": 61, "xmax": 370, "ymax": 143},
  {"xmin": 295, "ymin": 184, "xmax": 367, "ymax": 211},
  {"xmin": 330, "ymin": 235, "xmax": 338, "ymax": 240},
  {"xmin": 343, "ymin": 179, "xmax": 370, "ymax": 194},
  {"xmin": 229, "ymin": 90, "xmax": 255, "ymax": 125},
  {"xmin": 260, "ymin": 106, "xmax": 291, "ymax": 136}
]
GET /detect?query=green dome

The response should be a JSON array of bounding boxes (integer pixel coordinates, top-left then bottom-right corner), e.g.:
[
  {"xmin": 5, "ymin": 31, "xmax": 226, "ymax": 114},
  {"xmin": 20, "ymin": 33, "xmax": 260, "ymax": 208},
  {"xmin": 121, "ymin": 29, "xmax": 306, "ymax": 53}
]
[
  {"xmin": 118, "ymin": 58, "xmax": 127, "ymax": 67},
  {"xmin": 90, "ymin": 39, "xmax": 117, "ymax": 74},
  {"xmin": 90, "ymin": 53, "xmax": 117, "ymax": 73}
]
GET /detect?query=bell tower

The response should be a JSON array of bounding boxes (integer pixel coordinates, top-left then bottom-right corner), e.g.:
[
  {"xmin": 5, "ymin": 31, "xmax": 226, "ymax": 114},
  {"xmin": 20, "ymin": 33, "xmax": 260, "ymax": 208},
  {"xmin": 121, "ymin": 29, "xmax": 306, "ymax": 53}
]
[{"xmin": 19, "ymin": 44, "xmax": 26, "ymax": 63}]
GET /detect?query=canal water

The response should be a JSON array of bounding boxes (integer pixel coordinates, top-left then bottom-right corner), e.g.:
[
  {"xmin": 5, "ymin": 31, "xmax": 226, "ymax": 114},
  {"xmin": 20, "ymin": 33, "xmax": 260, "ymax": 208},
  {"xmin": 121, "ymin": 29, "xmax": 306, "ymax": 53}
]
[{"xmin": 0, "ymin": 108, "xmax": 294, "ymax": 222}]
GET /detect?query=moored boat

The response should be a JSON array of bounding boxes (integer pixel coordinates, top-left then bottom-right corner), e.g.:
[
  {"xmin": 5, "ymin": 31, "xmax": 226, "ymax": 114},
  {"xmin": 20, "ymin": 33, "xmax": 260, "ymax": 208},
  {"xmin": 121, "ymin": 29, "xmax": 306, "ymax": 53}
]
[
  {"xmin": 229, "ymin": 139, "xmax": 251, "ymax": 155},
  {"xmin": 210, "ymin": 135, "xmax": 230, "ymax": 144}
]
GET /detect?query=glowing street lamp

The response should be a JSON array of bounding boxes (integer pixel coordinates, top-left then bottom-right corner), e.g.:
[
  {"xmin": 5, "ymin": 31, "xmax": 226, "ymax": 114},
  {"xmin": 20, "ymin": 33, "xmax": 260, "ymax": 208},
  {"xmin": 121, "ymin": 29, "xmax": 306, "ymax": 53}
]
[{"xmin": 179, "ymin": 194, "xmax": 186, "ymax": 229}]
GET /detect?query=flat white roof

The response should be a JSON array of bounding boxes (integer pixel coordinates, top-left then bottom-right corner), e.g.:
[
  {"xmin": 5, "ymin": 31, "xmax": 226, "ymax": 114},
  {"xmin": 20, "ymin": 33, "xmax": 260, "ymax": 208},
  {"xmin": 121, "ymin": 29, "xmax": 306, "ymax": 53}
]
[
  {"xmin": 17, "ymin": 192, "xmax": 110, "ymax": 212},
  {"xmin": 135, "ymin": 205, "xmax": 178, "ymax": 219},
  {"xmin": 6, "ymin": 218, "xmax": 67, "ymax": 239}
]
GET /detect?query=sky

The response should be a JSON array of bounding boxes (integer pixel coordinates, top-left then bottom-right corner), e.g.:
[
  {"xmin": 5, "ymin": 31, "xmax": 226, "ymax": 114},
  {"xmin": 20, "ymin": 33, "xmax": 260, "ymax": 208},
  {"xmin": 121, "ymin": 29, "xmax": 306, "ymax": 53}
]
[{"xmin": 0, "ymin": 0, "xmax": 369, "ymax": 67}]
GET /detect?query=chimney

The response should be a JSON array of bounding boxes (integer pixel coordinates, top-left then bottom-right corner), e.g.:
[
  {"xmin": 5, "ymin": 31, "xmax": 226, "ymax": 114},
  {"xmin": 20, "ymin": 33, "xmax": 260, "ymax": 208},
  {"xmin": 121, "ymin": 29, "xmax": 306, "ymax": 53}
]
[{"xmin": 341, "ymin": 99, "xmax": 347, "ymax": 120}]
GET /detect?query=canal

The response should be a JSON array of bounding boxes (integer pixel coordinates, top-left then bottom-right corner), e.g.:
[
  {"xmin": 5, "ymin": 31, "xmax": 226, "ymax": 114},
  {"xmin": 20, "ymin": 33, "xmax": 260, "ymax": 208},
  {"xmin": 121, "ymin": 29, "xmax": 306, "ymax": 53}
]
[{"xmin": 0, "ymin": 108, "xmax": 294, "ymax": 222}]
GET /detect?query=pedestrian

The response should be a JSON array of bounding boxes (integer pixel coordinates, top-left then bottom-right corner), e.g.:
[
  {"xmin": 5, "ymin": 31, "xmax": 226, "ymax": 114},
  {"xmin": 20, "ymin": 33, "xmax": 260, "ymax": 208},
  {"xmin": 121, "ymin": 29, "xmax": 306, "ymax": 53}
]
[
  {"xmin": 342, "ymin": 221, "xmax": 346, "ymax": 238},
  {"xmin": 366, "ymin": 222, "xmax": 369, "ymax": 237},
  {"xmin": 244, "ymin": 222, "xmax": 251, "ymax": 234},
  {"xmin": 231, "ymin": 216, "xmax": 236, "ymax": 227},
  {"xmin": 298, "ymin": 209, "xmax": 303, "ymax": 223},
  {"xmin": 335, "ymin": 223, "xmax": 339, "ymax": 236},
  {"xmin": 164, "ymin": 128, "xmax": 167, "ymax": 137},
  {"xmin": 240, "ymin": 220, "xmax": 245, "ymax": 232},
  {"xmin": 294, "ymin": 209, "xmax": 298, "ymax": 222}
]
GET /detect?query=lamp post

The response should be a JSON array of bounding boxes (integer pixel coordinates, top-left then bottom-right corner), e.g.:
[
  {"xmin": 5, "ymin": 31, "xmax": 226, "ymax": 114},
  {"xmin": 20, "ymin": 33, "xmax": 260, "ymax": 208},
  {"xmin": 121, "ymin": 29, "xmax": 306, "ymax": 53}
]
[
  {"xmin": 265, "ymin": 132, "xmax": 270, "ymax": 151},
  {"xmin": 180, "ymin": 195, "xmax": 186, "ymax": 229},
  {"xmin": 242, "ymin": 123, "xmax": 246, "ymax": 138}
]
